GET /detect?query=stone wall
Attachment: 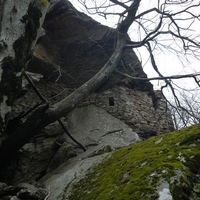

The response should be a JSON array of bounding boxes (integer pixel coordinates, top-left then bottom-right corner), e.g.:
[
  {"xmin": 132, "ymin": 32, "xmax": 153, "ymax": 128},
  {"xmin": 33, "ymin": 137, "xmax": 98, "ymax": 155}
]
[
  {"xmin": 11, "ymin": 79, "xmax": 174, "ymax": 139},
  {"xmin": 80, "ymin": 86, "xmax": 174, "ymax": 138},
  {"xmin": 7, "ymin": 0, "xmax": 175, "ymax": 139}
]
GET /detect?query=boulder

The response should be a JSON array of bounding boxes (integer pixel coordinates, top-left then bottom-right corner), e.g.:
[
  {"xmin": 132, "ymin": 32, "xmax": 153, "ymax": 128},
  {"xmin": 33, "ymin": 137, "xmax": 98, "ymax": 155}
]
[
  {"xmin": 64, "ymin": 105, "xmax": 141, "ymax": 152},
  {"xmin": 40, "ymin": 154, "xmax": 110, "ymax": 200},
  {"xmin": 0, "ymin": 135, "xmax": 67, "ymax": 184},
  {"xmin": 46, "ymin": 142, "xmax": 77, "ymax": 173},
  {"xmin": 0, "ymin": 182, "xmax": 47, "ymax": 200},
  {"xmin": 41, "ymin": 125, "xmax": 200, "ymax": 200},
  {"xmin": 2, "ymin": 105, "xmax": 140, "ymax": 185}
]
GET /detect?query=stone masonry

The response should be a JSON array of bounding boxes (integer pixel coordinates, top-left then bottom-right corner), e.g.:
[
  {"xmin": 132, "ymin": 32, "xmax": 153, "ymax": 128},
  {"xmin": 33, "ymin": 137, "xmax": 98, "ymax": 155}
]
[
  {"xmin": 80, "ymin": 86, "xmax": 174, "ymax": 138},
  {"xmin": 11, "ymin": 79, "xmax": 174, "ymax": 139}
]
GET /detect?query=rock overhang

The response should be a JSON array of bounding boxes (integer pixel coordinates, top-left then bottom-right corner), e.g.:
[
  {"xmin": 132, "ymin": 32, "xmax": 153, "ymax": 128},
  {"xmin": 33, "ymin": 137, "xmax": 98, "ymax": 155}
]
[{"xmin": 27, "ymin": 0, "xmax": 152, "ymax": 91}]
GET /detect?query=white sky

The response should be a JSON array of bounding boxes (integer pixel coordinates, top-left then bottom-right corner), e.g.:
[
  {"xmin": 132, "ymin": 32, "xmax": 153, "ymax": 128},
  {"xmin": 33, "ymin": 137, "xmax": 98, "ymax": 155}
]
[{"xmin": 69, "ymin": 0, "xmax": 200, "ymax": 100}]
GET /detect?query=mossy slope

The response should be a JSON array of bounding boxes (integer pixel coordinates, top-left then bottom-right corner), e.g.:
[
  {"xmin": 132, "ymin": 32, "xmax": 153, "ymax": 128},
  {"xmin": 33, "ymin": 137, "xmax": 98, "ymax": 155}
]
[{"xmin": 69, "ymin": 125, "xmax": 200, "ymax": 200}]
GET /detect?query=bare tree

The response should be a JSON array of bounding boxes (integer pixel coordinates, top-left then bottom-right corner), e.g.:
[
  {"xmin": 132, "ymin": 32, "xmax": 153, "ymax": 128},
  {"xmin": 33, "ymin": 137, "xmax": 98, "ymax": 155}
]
[
  {"xmin": 0, "ymin": 0, "xmax": 50, "ymax": 135},
  {"xmin": 0, "ymin": 0, "xmax": 200, "ymax": 160},
  {"xmin": 77, "ymin": 0, "xmax": 200, "ymax": 126},
  {"xmin": 169, "ymin": 89, "xmax": 200, "ymax": 129}
]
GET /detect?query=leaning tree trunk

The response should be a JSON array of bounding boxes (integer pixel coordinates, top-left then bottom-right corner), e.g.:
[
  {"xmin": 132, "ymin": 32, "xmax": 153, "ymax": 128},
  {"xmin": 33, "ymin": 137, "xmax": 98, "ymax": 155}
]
[
  {"xmin": 0, "ymin": 31, "xmax": 127, "ymax": 161},
  {"xmin": 0, "ymin": 0, "xmax": 49, "ymax": 136},
  {"xmin": 0, "ymin": 0, "xmax": 141, "ymax": 161}
]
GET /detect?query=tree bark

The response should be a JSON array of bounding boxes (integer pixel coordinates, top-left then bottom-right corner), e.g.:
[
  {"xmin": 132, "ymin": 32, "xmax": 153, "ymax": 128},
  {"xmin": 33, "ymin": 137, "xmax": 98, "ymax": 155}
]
[
  {"xmin": 0, "ymin": 31, "xmax": 127, "ymax": 161},
  {"xmin": 0, "ymin": 0, "xmax": 49, "ymax": 136},
  {"xmin": 0, "ymin": 0, "xmax": 141, "ymax": 161}
]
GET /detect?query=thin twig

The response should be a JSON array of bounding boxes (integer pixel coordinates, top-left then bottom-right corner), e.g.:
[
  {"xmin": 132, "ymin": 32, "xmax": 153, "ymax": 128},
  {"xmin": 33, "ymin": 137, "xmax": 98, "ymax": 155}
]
[
  {"xmin": 44, "ymin": 186, "xmax": 50, "ymax": 200},
  {"xmin": 24, "ymin": 72, "xmax": 47, "ymax": 103},
  {"xmin": 58, "ymin": 119, "xmax": 86, "ymax": 151},
  {"xmin": 115, "ymin": 69, "xmax": 200, "ymax": 81},
  {"xmin": 24, "ymin": 72, "xmax": 86, "ymax": 151}
]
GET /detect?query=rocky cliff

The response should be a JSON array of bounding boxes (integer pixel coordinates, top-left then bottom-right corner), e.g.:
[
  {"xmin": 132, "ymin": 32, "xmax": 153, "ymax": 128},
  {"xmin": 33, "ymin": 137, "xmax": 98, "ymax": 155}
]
[
  {"xmin": 41, "ymin": 125, "xmax": 200, "ymax": 200},
  {"xmin": 11, "ymin": 0, "xmax": 174, "ymax": 137},
  {"xmin": 0, "ymin": 1, "xmax": 186, "ymax": 200},
  {"xmin": 28, "ymin": 0, "xmax": 148, "ymax": 88},
  {"xmin": 1, "ymin": 125, "xmax": 200, "ymax": 199}
]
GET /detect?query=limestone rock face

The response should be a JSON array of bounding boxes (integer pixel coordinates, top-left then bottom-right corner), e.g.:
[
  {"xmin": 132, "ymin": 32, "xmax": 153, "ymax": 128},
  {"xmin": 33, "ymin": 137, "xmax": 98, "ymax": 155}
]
[
  {"xmin": 2, "ymin": 105, "xmax": 140, "ymax": 186},
  {"xmin": 0, "ymin": 182, "xmax": 47, "ymax": 200},
  {"xmin": 0, "ymin": 1, "xmax": 176, "ymax": 198},
  {"xmin": 64, "ymin": 105, "xmax": 140, "ymax": 151},
  {"xmin": 28, "ymin": 0, "xmax": 151, "ymax": 90},
  {"xmin": 11, "ymin": 0, "xmax": 173, "ymax": 137},
  {"xmin": 39, "ymin": 102, "xmax": 140, "ymax": 200},
  {"xmin": 41, "ymin": 125, "xmax": 200, "ymax": 200},
  {"xmin": 0, "ymin": 134, "xmax": 68, "ymax": 184},
  {"xmin": 12, "ymin": 0, "xmax": 173, "ymax": 139}
]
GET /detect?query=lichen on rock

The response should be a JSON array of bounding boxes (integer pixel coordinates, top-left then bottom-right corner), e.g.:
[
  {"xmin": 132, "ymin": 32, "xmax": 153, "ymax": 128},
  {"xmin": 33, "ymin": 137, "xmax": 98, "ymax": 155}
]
[{"xmin": 68, "ymin": 125, "xmax": 200, "ymax": 200}]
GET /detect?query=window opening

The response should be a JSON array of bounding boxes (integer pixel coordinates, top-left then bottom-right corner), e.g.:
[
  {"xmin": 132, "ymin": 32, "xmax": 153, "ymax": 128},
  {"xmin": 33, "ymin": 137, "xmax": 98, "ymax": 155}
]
[{"xmin": 109, "ymin": 97, "xmax": 115, "ymax": 106}]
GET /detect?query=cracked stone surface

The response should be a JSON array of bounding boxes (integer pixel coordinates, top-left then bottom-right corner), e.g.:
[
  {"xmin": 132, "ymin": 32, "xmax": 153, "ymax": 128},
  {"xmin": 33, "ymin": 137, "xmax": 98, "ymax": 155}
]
[
  {"xmin": 40, "ymin": 153, "xmax": 109, "ymax": 200},
  {"xmin": 39, "ymin": 105, "xmax": 140, "ymax": 199},
  {"xmin": 64, "ymin": 104, "xmax": 140, "ymax": 151}
]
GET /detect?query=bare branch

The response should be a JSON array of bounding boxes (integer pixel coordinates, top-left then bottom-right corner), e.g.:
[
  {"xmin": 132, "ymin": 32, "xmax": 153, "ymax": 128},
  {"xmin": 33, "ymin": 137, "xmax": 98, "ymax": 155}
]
[
  {"xmin": 118, "ymin": 0, "xmax": 141, "ymax": 33},
  {"xmin": 110, "ymin": 0, "xmax": 129, "ymax": 9},
  {"xmin": 115, "ymin": 69, "xmax": 200, "ymax": 81}
]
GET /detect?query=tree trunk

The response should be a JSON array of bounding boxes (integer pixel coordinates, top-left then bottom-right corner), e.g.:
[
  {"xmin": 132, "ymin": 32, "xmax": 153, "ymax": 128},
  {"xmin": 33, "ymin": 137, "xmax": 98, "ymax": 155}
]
[
  {"xmin": 0, "ymin": 0, "xmax": 141, "ymax": 161},
  {"xmin": 0, "ymin": 0, "xmax": 49, "ymax": 136},
  {"xmin": 0, "ymin": 31, "xmax": 127, "ymax": 161}
]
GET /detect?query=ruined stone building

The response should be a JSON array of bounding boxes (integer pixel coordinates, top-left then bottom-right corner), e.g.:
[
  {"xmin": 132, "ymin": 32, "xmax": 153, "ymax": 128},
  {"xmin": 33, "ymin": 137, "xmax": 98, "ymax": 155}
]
[
  {"xmin": 0, "ymin": 1, "xmax": 178, "ymax": 197},
  {"xmin": 2, "ymin": 2, "xmax": 200, "ymax": 200},
  {"xmin": 11, "ymin": 0, "xmax": 174, "ymax": 140}
]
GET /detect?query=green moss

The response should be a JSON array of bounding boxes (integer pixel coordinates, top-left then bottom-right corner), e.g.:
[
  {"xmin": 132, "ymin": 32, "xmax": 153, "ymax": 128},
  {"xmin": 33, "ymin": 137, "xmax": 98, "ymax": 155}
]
[
  {"xmin": 69, "ymin": 125, "xmax": 200, "ymax": 200},
  {"xmin": 89, "ymin": 145, "xmax": 112, "ymax": 157}
]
